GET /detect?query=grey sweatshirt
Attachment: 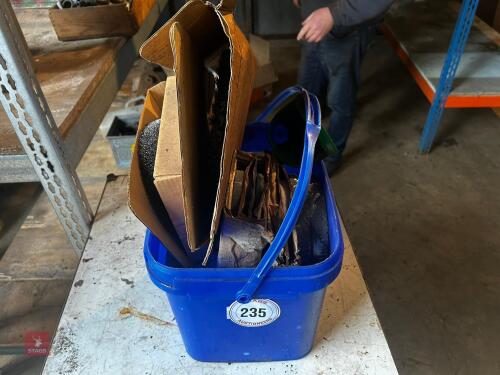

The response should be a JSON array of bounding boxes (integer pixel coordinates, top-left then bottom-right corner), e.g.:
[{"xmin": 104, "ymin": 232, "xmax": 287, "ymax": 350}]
[{"xmin": 300, "ymin": 0, "xmax": 394, "ymax": 27}]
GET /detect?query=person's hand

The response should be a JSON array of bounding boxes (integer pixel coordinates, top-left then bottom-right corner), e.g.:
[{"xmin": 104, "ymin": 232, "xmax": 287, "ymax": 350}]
[
  {"xmin": 292, "ymin": 0, "xmax": 301, "ymax": 8},
  {"xmin": 297, "ymin": 7, "xmax": 334, "ymax": 43}
]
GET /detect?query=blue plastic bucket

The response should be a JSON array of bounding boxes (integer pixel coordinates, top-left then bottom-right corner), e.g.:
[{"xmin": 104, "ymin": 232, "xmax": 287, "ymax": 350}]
[{"xmin": 143, "ymin": 87, "xmax": 344, "ymax": 362}]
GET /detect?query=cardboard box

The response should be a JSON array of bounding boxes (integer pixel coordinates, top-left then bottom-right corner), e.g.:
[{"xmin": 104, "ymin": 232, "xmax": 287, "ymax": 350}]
[
  {"xmin": 140, "ymin": 0, "xmax": 256, "ymax": 263},
  {"xmin": 128, "ymin": 81, "xmax": 192, "ymax": 267},
  {"xmin": 49, "ymin": 3, "xmax": 137, "ymax": 41},
  {"xmin": 153, "ymin": 76, "xmax": 188, "ymax": 250},
  {"xmin": 249, "ymin": 34, "xmax": 278, "ymax": 89}
]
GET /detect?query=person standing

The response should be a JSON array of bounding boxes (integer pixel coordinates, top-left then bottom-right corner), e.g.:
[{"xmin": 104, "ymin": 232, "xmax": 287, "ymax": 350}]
[{"xmin": 294, "ymin": 0, "xmax": 394, "ymax": 174}]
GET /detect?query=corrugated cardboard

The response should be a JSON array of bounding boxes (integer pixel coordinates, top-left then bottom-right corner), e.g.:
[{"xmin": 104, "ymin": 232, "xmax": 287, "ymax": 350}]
[
  {"xmin": 168, "ymin": 21, "xmax": 213, "ymax": 252},
  {"xmin": 140, "ymin": 0, "xmax": 256, "ymax": 263},
  {"xmin": 128, "ymin": 82, "xmax": 192, "ymax": 267},
  {"xmin": 153, "ymin": 76, "xmax": 188, "ymax": 250}
]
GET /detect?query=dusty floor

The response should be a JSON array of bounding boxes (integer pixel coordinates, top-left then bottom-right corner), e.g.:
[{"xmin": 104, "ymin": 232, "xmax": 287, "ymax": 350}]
[
  {"xmin": 334, "ymin": 38, "xmax": 500, "ymax": 375},
  {"xmin": 1, "ymin": 36, "xmax": 499, "ymax": 374}
]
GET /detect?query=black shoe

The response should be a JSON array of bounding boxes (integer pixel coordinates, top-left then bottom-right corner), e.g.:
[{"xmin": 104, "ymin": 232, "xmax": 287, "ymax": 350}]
[{"xmin": 323, "ymin": 157, "xmax": 342, "ymax": 177}]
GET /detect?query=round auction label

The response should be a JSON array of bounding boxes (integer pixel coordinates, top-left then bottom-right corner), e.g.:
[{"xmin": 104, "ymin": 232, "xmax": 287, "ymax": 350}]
[{"xmin": 227, "ymin": 299, "xmax": 281, "ymax": 327}]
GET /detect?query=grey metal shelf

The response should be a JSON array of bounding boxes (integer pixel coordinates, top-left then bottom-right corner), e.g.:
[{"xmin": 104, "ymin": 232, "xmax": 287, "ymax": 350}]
[
  {"xmin": 0, "ymin": 2, "xmax": 166, "ymax": 183},
  {"xmin": 0, "ymin": 1, "xmax": 167, "ymax": 254}
]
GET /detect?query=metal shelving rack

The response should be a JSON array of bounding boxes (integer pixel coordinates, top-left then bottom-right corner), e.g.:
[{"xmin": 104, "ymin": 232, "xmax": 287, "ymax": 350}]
[
  {"xmin": 419, "ymin": 0, "xmax": 479, "ymax": 152},
  {"xmin": 383, "ymin": 0, "xmax": 500, "ymax": 153},
  {"xmin": 0, "ymin": 1, "xmax": 167, "ymax": 255}
]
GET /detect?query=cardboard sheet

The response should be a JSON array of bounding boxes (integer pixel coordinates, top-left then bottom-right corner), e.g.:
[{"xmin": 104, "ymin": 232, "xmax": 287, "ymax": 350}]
[
  {"xmin": 140, "ymin": 0, "xmax": 256, "ymax": 263},
  {"xmin": 128, "ymin": 82, "xmax": 192, "ymax": 267},
  {"xmin": 153, "ymin": 76, "xmax": 188, "ymax": 250}
]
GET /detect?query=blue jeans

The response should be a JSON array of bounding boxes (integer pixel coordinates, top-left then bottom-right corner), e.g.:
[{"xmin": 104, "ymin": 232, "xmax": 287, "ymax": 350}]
[{"xmin": 298, "ymin": 25, "xmax": 377, "ymax": 161}]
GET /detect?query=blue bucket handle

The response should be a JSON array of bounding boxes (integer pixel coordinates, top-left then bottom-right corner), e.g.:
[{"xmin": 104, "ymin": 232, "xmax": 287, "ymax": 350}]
[{"xmin": 235, "ymin": 86, "xmax": 321, "ymax": 303}]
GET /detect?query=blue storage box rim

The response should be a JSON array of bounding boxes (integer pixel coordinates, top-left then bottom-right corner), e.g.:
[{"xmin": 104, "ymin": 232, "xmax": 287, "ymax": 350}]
[{"xmin": 144, "ymin": 160, "xmax": 344, "ymax": 295}]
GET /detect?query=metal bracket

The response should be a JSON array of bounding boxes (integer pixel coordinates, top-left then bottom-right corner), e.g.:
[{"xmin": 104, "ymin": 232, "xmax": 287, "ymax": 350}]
[{"xmin": 0, "ymin": 2, "xmax": 93, "ymax": 255}]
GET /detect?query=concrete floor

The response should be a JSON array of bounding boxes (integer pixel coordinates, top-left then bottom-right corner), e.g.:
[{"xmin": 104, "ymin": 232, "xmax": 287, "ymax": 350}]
[
  {"xmin": 333, "ymin": 38, "xmax": 500, "ymax": 375},
  {"xmin": 268, "ymin": 37, "xmax": 500, "ymax": 374},
  {"xmin": 0, "ymin": 36, "xmax": 499, "ymax": 374}
]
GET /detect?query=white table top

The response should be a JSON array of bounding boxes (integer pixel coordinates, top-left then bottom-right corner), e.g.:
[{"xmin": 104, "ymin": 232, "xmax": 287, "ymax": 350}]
[{"xmin": 43, "ymin": 176, "xmax": 398, "ymax": 375}]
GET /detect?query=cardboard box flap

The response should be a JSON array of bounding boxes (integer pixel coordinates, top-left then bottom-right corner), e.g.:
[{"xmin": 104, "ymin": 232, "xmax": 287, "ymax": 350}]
[
  {"xmin": 140, "ymin": 1, "xmax": 221, "ymax": 70},
  {"xmin": 168, "ymin": 22, "xmax": 213, "ymax": 250},
  {"xmin": 205, "ymin": 10, "xmax": 257, "ymax": 263},
  {"xmin": 153, "ymin": 76, "xmax": 188, "ymax": 251},
  {"xmin": 154, "ymin": 77, "xmax": 181, "ymax": 177},
  {"xmin": 128, "ymin": 82, "xmax": 192, "ymax": 267},
  {"xmin": 140, "ymin": 0, "xmax": 256, "ymax": 263},
  {"xmin": 140, "ymin": 0, "xmax": 237, "ymax": 68}
]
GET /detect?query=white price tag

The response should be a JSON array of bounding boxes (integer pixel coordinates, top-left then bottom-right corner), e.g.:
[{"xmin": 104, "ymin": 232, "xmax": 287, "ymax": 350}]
[{"xmin": 227, "ymin": 299, "xmax": 281, "ymax": 327}]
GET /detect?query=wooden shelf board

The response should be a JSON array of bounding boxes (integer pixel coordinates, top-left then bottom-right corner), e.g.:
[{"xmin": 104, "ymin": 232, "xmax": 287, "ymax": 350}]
[{"xmin": 0, "ymin": 9, "xmax": 124, "ymax": 156}]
